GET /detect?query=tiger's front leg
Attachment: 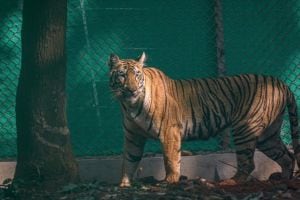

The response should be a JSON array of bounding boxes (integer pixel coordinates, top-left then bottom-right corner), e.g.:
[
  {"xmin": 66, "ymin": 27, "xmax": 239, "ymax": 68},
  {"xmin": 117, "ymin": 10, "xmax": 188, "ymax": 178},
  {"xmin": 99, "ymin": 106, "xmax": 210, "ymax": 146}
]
[
  {"xmin": 160, "ymin": 125, "xmax": 182, "ymax": 184},
  {"xmin": 120, "ymin": 129, "xmax": 146, "ymax": 187}
]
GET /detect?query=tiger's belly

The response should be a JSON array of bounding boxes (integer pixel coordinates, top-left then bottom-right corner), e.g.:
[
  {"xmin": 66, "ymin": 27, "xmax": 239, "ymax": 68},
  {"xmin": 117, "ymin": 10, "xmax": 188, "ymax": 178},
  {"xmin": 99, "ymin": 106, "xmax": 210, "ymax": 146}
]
[
  {"xmin": 135, "ymin": 113, "xmax": 226, "ymax": 141},
  {"xmin": 129, "ymin": 98, "xmax": 229, "ymax": 141},
  {"xmin": 180, "ymin": 116, "xmax": 224, "ymax": 141}
]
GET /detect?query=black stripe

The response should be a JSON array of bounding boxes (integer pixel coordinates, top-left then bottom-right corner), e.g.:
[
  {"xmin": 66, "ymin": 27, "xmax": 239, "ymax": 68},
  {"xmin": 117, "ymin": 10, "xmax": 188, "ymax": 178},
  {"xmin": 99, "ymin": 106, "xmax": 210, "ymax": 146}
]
[
  {"xmin": 232, "ymin": 75, "xmax": 258, "ymax": 126},
  {"xmin": 123, "ymin": 122, "xmax": 135, "ymax": 135},
  {"xmin": 156, "ymin": 71, "xmax": 168, "ymax": 138},
  {"xmin": 183, "ymin": 120, "xmax": 189, "ymax": 138},
  {"xmin": 121, "ymin": 103, "xmax": 127, "ymax": 112},
  {"xmin": 210, "ymin": 79, "xmax": 230, "ymax": 126},
  {"xmin": 147, "ymin": 110, "xmax": 155, "ymax": 131},
  {"xmin": 125, "ymin": 134, "xmax": 144, "ymax": 148},
  {"xmin": 195, "ymin": 80, "xmax": 205, "ymax": 106},
  {"xmin": 235, "ymin": 137, "xmax": 256, "ymax": 146},
  {"xmin": 234, "ymin": 76, "xmax": 246, "ymax": 114},
  {"xmin": 203, "ymin": 110, "xmax": 213, "ymax": 134},
  {"xmin": 178, "ymin": 80, "xmax": 185, "ymax": 98},
  {"xmin": 270, "ymin": 77, "xmax": 276, "ymax": 118},
  {"xmin": 133, "ymin": 100, "xmax": 144, "ymax": 119},
  {"xmin": 234, "ymin": 130, "xmax": 255, "ymax": 144},
  {"xmin": 174, "ymin": 81, "xmax": 180, "ymax": 99},
  {"xmin": 213, "ymin": 79, "xmax": 233, "ymax": 119},
  {"xmin": 222, "ymin": 77, "xmax": 238, "ymax": 109},
  {"xmin": 271, "ymin": 151, "xmax": 285, "ymax": 161},
  {"xmin": 230, "ymin": 77, "xmax": 242, "ymax": 103},
  {"xmin": 189, "ymin": 97, "xmax": 197, "ymax": 136},
  {"xmin": 236, "ymin": 148, "xmax": 254, "ymax": 156},
  {"xmin": 126, "ymin": 152, "xmax": 142, "ymax": 162},
  {"xmin": 202, "ymin": 79, "xmax": 219, "ymax": 111}
]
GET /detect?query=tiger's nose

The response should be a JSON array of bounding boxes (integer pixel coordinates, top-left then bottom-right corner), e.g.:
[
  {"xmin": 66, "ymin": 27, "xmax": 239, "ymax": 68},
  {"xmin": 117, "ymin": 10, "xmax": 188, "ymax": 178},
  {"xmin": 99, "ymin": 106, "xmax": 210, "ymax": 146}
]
[{"xmin": 116, "ymin": 76, "xmax": 125, "ymax": 85}]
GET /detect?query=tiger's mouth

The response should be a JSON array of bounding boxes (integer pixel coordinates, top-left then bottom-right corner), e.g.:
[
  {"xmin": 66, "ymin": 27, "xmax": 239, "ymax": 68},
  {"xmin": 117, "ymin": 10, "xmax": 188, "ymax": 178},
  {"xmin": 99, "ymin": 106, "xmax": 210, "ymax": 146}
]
[{"xmin": 112, "ymin": 88, "xmax": 139, "ymax": 100}]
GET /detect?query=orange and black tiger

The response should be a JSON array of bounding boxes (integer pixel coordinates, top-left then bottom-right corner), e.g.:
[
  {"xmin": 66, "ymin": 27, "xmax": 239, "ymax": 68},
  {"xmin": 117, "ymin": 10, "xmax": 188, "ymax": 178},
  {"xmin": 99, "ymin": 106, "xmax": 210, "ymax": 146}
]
[{"xmin": 108, "ymin": 52, "xmax": 300, "ymax": 187}]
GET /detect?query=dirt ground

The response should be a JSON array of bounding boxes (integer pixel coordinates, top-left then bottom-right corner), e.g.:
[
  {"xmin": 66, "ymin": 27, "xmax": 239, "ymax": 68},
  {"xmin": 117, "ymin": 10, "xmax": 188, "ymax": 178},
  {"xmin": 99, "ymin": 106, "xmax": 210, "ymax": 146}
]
[{"xmin": 1, "ymin": 176, "xmax": 300, "ymax": 200}]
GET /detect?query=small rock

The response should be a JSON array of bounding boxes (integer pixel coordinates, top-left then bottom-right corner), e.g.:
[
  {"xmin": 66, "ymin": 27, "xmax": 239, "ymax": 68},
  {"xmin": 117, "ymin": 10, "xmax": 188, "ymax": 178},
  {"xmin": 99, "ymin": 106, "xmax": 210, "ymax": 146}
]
[
  {"xmin": 220, "ymin": 194, "xmax": 238, "ymax": 200},
  {"xmin": 277, "ymin": 190, "xmax": 284, "ymax": 194},
  {"xmin": 183, "ymin": 184, "xmax": 194, "ymax": 191},
  {"xmin": 269, "ymin": 172, "xmax": 283, "ymax": 181},
  {"xmin": 204, "ymin": 195, "xmax": 226, "ymax": 200},
  {"xmin": 241, "ymin": 192, "xmax": 263, "ymax": 200},
  {"xmin": 138, "ymin": 176, "xmax": 159, "ymax": 184},
  {"xmin": 272, "ymin": 184, "xmax": 288, "ymax": 191},
  {"xmin": 102, "ymin": 194, "xmax": 117, "ymax": 200},
  {"xmin": 281, "ymin": 191, "xmax": 292, "ymax": 199},
  {"xmin": 156, "ymin": 192, "xmax": 166, "ymax": 196},
  {"xmin": 179, "ymin": 175, "xmax": 188, "ymax": 181},
  {"xmin": 199, "ymin": 178, "xmax": 207, "ymax": 182},
  {"xmin": 181, "ymin": 150, "xmax": 193, "ymax": 156},
  {"xmin": 204, "ymin": 182, "xmax": 215, "ymax": 188},
  {"xmin": 141, "ymin": 185, "xmax": 149, "ymax": 190}
]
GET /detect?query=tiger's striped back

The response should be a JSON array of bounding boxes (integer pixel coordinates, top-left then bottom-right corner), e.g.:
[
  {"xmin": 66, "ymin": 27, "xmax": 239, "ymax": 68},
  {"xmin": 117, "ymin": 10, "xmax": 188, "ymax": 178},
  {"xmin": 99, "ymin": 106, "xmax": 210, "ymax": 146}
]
[{"xmin": 143, "ymin": 69, "xmax": 292, "ymax": 141}]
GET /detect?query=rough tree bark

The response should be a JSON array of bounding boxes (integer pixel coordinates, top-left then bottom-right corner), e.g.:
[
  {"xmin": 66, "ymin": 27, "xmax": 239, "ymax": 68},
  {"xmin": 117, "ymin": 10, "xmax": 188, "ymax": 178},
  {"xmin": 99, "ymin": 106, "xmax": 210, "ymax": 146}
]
[{"xmin": 15, "ymin": 0, "xmax": 79, "ymax": 188}]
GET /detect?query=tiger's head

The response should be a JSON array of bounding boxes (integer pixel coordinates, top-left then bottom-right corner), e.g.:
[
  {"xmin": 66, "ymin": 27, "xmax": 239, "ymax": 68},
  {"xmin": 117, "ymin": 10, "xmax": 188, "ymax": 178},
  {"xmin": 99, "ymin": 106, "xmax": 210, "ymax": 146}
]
[{"xmin": 108, "ymin": 53, "xmax": 146, "ymax": 104}]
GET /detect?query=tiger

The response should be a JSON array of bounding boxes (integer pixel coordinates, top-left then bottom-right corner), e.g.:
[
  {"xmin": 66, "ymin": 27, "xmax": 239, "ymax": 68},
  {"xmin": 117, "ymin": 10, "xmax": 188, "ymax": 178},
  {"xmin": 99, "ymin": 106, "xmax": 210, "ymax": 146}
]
[{"xmin": 108, "ymin": 52, "xmax": 300, "ymax": 187}]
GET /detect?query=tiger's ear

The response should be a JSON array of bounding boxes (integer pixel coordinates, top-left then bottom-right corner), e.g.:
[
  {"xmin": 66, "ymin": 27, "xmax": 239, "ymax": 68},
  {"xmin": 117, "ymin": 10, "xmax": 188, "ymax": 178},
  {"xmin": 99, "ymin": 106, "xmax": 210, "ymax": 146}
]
[
  {"xmin": 136, "ymin": 52, "xmax": 146, "ymax": 65},
  {"xmin": 108, "ymin": 53, "xmax": 119, "ymax": 68}
]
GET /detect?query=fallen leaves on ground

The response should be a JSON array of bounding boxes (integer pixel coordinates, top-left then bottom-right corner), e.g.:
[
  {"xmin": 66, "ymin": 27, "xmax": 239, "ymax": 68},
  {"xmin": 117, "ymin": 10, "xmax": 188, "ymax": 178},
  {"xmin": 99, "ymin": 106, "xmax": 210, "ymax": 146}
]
[{"xmin": 1, "ymin": 176, "xmax": 300, "ymax": 199}]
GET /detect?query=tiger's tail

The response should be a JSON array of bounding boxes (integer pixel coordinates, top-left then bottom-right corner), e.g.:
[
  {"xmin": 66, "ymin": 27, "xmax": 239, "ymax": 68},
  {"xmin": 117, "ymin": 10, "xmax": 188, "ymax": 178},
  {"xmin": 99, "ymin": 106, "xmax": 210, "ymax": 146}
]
[{"xmin": 287, "ymin": 88, "xmax": 300, "ymax": 169}]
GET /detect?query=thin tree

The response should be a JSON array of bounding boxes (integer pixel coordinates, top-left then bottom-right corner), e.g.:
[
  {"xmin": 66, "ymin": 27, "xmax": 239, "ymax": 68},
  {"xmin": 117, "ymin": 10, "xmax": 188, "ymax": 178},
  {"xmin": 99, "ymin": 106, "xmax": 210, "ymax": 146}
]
[
  {"xmin": 15, "ymin": 0, "xmax": 79, "ymax": 188},
  {"xmin": 214, "ymin": 0, "xmax": 231, "ymax": 150},
  {"xmin": 214, "ymin": 0, "xmax": 226, "ymax": 76}
]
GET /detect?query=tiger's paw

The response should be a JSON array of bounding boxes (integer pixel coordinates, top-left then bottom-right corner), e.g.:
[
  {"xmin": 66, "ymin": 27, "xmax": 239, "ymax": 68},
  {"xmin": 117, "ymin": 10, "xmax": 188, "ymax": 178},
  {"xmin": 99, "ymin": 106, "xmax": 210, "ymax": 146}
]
[
  {"xmin": 165, "ymin": 173, "xmax": 180, "ymax": 184},
  {"xmin": 218, "ymin": 178, "xmax": 238, "ymax": 186},
  {"xmin": 294, "ymin": 170, "xmax": 300, "ymax": 178},
  {"xmin": 120, "ymin": 181, "xmax": 131, "ymax": 188},
  {"xmin": 119, "ymin": 177, "xmax": 131, "ymax": 187}
]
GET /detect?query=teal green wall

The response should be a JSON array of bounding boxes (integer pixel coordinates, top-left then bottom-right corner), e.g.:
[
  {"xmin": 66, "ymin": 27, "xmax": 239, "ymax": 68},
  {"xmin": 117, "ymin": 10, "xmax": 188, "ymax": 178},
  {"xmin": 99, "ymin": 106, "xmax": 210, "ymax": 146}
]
[
  {"xmin": 66, "ymin": 0, "xmax": 218, "ymax": 156},
  {"xmin": 0, "ymin": 0, "xmax": 299, "ymax": 158}
]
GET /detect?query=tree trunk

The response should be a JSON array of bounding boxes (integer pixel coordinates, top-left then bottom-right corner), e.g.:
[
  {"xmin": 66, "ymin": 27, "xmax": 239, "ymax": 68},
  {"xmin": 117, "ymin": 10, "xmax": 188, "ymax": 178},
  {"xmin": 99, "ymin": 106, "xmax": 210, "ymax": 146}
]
[
  {"xmin": 15, "ymin": 0, "xmax": 79, "ymax": 188},
  {"xmin": 214, "ymin": 0, "xmax": 231, "ymax": 150}
]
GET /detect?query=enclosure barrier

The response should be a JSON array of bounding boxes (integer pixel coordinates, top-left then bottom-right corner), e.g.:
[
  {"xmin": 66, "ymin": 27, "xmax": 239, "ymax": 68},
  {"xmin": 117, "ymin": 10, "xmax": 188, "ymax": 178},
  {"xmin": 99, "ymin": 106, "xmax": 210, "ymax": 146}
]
[{"xmin": 0, "ymin": 0, "xmax": 299, "ymax": 158}]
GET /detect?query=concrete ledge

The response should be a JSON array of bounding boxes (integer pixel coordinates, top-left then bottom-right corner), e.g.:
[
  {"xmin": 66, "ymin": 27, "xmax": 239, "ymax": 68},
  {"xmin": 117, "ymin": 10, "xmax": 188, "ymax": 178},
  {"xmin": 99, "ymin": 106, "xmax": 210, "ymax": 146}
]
[
  {"xmin": 0, "ymin": 151, "xmax": 283, "ymax": 184},
  {"xmin": 0, "ymin": 161, "xmax": 16, "ymax": 183}
]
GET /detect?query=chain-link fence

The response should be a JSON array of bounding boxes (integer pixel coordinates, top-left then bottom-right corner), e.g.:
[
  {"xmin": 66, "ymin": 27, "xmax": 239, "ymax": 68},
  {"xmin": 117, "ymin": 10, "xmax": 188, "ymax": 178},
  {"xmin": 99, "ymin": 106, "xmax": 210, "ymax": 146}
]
[
  {"xmin": 0, "ymin": 0, "xmax": 299, "ymax": 158},
  {"xmin": 0, "ymin": 1, "xmax": 22, "ymax": 158}
]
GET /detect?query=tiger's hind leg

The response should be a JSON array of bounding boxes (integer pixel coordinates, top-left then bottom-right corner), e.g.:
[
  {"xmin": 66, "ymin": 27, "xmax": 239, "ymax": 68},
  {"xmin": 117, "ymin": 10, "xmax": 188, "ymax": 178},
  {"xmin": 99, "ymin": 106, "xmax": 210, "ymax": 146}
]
[
  {"xmin": 233, "ymin": 139, "xmax": 256, "ymax": 182},
  {"xmin": 225, "ymin": 125, "xmax": 258, "ymax": 183},
  {"xmin": 257, "ymin": 116, "xmax": 295, "ymax": 180}
]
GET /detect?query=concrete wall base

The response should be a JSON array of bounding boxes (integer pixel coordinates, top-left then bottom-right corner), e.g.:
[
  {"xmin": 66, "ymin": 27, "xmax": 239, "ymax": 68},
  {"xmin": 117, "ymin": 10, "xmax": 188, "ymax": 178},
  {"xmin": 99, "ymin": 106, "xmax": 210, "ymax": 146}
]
[{"xmin": 0, "ymin": 150, "xmax": 285, "ymax": 184}]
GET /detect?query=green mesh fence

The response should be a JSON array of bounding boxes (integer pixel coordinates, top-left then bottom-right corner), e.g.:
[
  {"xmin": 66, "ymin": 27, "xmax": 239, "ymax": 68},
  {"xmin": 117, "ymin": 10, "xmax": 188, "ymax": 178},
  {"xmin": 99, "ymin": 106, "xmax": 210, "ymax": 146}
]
[
  {"xmin": 0, "ymin": 1, "xmax": 22, "ymax": 158},
  {"xmin": 0, "ymin": 0, "xmax": 299, "ymax": 158}
]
